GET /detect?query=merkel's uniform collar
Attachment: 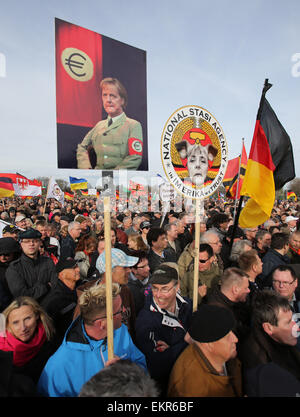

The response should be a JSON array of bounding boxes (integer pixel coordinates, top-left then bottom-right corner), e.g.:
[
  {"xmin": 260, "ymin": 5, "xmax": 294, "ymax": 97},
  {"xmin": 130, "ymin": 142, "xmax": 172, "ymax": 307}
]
[{"xmin": 107, "ymin": 112, "xmax": 125, "ymax": 128}]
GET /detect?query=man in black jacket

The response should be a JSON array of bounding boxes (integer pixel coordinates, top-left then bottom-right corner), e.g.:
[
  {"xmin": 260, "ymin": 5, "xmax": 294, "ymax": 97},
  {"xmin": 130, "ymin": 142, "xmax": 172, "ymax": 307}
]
[
  {"xmin": 147, "ymin": 227, "xmax": 172, "ymax": 273},
  {"xmin": 135, "ymin": 263, "xmax": 192, "ymax": 395},
  {"xmin": 128, "ymin": 251, "xmax": 150, "ymax": 316},
  {"xmin": 60, "ymin": 221, "xmax": 81, "ymax": 260},
  {"xmin": 41, "ymin": 258, "xmax": 80, "ymax": 344},
  {"xmin": 261, "ymin": 233, "xmax": 290, "ymax": 288},
  {"xmin": 204, "ymin": 267, "xmax": 251, "ymax": 345},
  {"xmin": 5, "ymin": 228, "xmax": 57, "ymax": 302},
  {"xmin": 239, "ymin": 290, "xmax": 300, "ymax": 390}
]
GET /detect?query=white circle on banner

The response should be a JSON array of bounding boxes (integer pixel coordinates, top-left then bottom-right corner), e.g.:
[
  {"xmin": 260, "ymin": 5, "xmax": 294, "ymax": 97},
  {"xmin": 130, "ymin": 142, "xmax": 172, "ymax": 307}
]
[{"xmin": 161, "ymin": 105, "xmax": 228, "ymax": 200}]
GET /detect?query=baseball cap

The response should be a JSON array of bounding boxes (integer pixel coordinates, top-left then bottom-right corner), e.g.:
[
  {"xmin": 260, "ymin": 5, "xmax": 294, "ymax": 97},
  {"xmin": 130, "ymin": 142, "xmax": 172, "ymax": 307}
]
[
  {"xmin": 149, "ymin": 263, "xmax": 179, "ymax": 285},
  {"xmin": 15, "ymin": 215, "xmax": 26, "ymax": 223},
  {"xmin": 2, "ymin": 224, "xmax": 19, "ymax": 234},
  {"xmin": 56, "ymin": 258, "xmax": 78, "ymax": 274},
  {"xmin": 96, "ymin": 248, "xmax": 138, "ymax": 274},
  {"xmin": 189, "ymin": 304, "xmax": 236, "ymax": 343},
  {"xmin": 285, "ymin": 216, "xmax": 298, "ymax": 223},
  {"xmin": 140, "ymin": 221, "xmax": 151, "ymax": 230}
]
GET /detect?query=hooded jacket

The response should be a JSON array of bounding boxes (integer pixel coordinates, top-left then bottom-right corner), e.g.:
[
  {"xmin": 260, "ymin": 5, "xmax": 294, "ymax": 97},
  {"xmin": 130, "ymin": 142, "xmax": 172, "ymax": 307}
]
[{"xmin": 37, "ymin": 317, "xmax": 146, "ymax": 397}]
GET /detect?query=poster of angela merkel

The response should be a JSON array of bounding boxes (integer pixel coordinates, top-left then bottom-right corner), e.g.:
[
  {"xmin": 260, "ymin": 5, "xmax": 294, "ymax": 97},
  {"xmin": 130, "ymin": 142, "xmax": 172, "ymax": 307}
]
[{"xmin": 55, "ymin": 18, "xmax": 148, "ymax": 171}]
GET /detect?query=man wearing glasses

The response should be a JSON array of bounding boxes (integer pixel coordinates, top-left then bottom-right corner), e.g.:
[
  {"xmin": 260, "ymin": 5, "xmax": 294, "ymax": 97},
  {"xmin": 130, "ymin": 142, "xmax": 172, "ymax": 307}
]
[
  {"xmin": 38, "ymin": 282, "xmax": 146, "ymax": 397},
  {"xmin": 180, "ymin": 243, "xmax": 221, "ymax": 303},
  {"xmin": 135, "ymin": 263, "xmax": 192, "ymax": 395},
  {"xmin": 271, "ymin": 265, "xmax": 300, "ymax": 313}
]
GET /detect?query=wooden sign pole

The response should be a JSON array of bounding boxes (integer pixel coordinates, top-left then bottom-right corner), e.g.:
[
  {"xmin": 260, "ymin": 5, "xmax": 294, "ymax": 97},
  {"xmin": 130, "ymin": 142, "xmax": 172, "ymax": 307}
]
[
  {"xmin": 103, "ymin": 196, "xmax": 114, "ymax": 360},
  {"xmin": 193, "ymin": 199, "xmax": 201, "ymax": 311}
]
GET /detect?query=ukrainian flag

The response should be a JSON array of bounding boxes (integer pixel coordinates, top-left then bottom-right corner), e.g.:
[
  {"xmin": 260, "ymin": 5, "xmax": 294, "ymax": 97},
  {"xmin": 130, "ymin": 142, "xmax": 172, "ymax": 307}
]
[{"xmin": 69, "ymin": 177, "xmax": 88, "ymax": 191}]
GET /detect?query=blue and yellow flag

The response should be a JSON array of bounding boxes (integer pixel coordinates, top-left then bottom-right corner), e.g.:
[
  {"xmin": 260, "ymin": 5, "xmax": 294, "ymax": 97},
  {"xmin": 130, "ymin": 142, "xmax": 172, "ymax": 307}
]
[{"xmin": 69, "ymin": 176, "xmax": 88, "ymax": 190}]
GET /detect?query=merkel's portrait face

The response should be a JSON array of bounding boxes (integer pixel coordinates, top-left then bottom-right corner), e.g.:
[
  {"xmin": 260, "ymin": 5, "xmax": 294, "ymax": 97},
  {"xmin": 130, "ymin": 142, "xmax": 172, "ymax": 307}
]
[{"xmin": 102, "ymin": 84, "xmax": 124, "ymax": 118}]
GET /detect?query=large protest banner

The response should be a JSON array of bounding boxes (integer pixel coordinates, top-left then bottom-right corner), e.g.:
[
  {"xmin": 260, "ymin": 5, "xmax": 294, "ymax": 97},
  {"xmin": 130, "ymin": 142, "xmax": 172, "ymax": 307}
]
[{"xmin": 55, "ymin": 18, "xmax": 148, "ymax": 171}]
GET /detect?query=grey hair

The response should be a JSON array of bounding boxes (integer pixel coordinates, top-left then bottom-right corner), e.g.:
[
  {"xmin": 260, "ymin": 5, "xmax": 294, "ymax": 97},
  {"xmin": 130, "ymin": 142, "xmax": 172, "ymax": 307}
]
[
  {"xmin": 78, "ymin": 360, "xmax": 159, "ymax": 397},
  {"xmin": 68, "ymin": 221, "xmax": 80, "ymax": 233},
  {"xmin": 230, "ymin": 239, "xmax": 252, "ymax": 262},
  {"xmin": 200, "ymin": 230, "xmax": 219, "ymax": 244}
]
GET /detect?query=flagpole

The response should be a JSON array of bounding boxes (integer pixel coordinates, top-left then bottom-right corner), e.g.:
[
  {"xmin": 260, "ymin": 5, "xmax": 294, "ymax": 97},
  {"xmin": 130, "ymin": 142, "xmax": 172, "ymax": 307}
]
[
  {"xmin": 233, "ymin": 138, "xmax": 244, "ymax": 223},
  {"xmin": 103, "ymin": 196, "xmax": 114, "ymax": 361},
  {"xmin": 193, "ymin": 199, "xmax": 201, "ymax": 311},
  {"xmin": 43, "ymin": 177, "xmax": 51, "ymax": 216}
]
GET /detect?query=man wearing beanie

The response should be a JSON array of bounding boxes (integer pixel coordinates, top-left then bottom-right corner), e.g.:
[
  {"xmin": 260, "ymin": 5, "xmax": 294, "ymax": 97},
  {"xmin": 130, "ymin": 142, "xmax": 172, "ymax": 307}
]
[
  {"xmin": 168, "ymin": 304, "xmax": 242, "ymax": 397},
  {"xmin": 135, "ymin": 263, "xmax": 192, "ymax": 395}
]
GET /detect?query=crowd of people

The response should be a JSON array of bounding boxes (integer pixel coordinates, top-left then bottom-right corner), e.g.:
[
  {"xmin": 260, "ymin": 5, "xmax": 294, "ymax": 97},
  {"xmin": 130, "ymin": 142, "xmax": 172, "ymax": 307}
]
[{"xmin": 0, "ymin": 195, "xmax": 300, "ymax": 397}]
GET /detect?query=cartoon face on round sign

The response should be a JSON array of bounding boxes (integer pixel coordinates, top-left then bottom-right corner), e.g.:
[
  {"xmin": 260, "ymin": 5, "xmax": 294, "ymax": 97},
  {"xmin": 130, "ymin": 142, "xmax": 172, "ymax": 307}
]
[{"xmin": 161, "ymin": 105, "xmax": 228, "ymax": 200}]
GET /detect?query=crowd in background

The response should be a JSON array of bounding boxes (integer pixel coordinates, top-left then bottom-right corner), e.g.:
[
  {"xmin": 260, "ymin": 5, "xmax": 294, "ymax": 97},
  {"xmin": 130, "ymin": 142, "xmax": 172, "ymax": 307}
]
[{"xmin": 0, "ymin": 195, "xmax": 300, "ymax": 397}]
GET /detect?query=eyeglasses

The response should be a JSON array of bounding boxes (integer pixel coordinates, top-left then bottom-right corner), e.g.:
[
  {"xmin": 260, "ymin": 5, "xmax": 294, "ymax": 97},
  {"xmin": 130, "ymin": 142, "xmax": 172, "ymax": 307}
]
[
  {"xmin": 151, "ymin": 284, "xmax": 177, "ymax": 294},
  {"xmin": 199, "ymin": 257, "xmax": 210, "ymax": 264},
  {"xmin": 92, "ymin": 305, "xmax": 127, "ymax": 321},
  {"xmin": 272, "ymin": 279, "xmax": 296, "ymax": 287}
]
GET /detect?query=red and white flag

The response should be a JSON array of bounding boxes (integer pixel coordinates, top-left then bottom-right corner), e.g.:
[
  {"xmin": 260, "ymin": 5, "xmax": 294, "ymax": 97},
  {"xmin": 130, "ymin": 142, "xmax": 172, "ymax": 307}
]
[{"xmin": 0, "ymin": 173, "xmax": 42, "ymax": 196}]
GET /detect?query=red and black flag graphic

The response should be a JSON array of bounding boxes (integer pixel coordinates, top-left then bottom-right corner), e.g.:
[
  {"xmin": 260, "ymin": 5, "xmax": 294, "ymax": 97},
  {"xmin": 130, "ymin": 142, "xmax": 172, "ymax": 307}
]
[
  {"xmin": 239, "ymin": 79, "xmax": 295, "ymax": 228},
  {"xmin": 223, "ymin": 142, "xmax": 247, "ymax": 199},
  {"xmin": 55, "ymin": 18, "xmax": 103, "ymax": 127}
]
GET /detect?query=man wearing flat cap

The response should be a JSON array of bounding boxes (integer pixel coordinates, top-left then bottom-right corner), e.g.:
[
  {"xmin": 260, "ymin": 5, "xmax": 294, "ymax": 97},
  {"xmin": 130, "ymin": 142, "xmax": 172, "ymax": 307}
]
[
  {"xmin": 14, "ymin": 214, "xmax": 27, "ymax": 230},
  {"xmin": 5, "ymin": 228, "xmax": 57, "ymax": 302},
  {"xmin": 168, "ymin": 304, "xmax": 242, "ymax": 397},
  {"xmin": 135, "ymin": 262, "xmax": 192, "ymax": 395},
  {"xmin": 41, "ymin": 258, "xmax": 81, "ymax": 344}
]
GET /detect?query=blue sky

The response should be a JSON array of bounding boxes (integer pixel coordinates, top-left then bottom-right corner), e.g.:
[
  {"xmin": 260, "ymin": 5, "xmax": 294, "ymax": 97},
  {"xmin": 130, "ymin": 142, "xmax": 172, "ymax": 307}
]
[{"xmin": 0, "ymin": 0, "xmax": 299, "ymax": 187}]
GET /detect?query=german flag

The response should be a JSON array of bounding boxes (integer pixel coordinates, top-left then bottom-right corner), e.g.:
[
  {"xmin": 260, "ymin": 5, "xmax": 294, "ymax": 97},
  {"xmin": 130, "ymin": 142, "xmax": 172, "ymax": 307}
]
[
  {"xmin": 239, "ymin": 80, "xmax": 295, "ymax": 228},
  {"xmin": 223, "ymin": 142, "xmax": 247, "ymax": 199},
  {"xmin": 64, "ymin": 191, "xmax": 74, "ymax": 200},
  {"xmin": 81, "ymin": 189, "xmax": 89, "ymax": 196},
  {"xmin": 0, "ymin": 176, "xmax": 15, "ymax": 197}
]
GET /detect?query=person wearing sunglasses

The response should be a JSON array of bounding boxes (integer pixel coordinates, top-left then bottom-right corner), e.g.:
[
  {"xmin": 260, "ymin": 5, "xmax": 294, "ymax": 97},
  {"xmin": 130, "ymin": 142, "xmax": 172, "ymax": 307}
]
[
  {"xmin": 135, "ymin": 263, "xmax": 192, "ymax": 396},
  {"xmin": 180, "ymin": 243, "xmax": 220, "ymax": 304},
  {"xmin": 38, "ymin": 282, "xmax": 146, "ymax": 397}
]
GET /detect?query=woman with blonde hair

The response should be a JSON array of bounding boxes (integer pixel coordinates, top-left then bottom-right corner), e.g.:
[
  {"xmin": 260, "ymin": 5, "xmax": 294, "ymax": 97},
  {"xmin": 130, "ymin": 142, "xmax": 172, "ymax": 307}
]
[{"xmin": 0, "ymin": 296, "xmax": 57, "ymax": 383}]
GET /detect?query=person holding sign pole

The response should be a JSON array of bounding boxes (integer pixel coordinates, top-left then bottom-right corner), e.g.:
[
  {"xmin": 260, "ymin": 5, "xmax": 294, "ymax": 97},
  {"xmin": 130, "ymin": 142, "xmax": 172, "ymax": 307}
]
[
  {"xmin": 37, "ymin": 283, "xmax": 146, "ymax": 397},
  {"xmin": 135, "ymin": 263, "xmax": 192, "ymax": 395}
]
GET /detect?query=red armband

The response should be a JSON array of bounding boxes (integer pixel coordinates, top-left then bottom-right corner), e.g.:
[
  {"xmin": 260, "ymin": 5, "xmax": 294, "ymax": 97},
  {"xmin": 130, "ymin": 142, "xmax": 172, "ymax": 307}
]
[{"xmin": 128, "ymin": 137, "xmax": 143, "ymax": 156}]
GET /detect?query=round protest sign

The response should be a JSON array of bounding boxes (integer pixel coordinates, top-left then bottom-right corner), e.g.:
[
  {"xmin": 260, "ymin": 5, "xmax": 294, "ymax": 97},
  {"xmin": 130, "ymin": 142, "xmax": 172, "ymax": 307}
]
[{"xmin": 161, "ymin": 105, "xmax": 228, "ymax": 200}]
